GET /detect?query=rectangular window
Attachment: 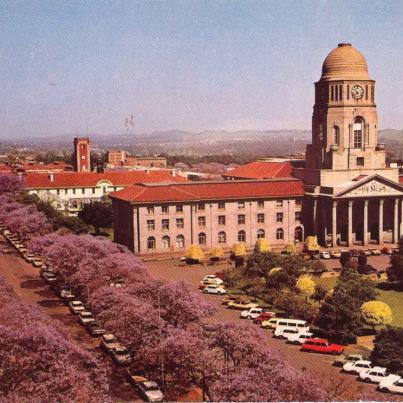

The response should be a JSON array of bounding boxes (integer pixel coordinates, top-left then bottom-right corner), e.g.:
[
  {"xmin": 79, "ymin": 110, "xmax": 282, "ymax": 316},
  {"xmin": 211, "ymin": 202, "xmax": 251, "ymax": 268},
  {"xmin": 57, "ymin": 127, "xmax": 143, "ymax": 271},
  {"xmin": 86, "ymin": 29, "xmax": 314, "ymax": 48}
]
[
  {"xmin": 147, "ymin": 206, "xmax": 154, "ymax": 214},
  {"xmin": 57, "ymin": 189, "xmax": 60, "ymax": 195},
  {"xmin": 198, "ymin": 216, "xmax": 206, "ymax": 227},
  {"xmin": 276, "ymin": 212, "xmax": 283, "ymax": 223},
  {"xmin": 347, "ymin": 85, "xmax": 350, "ymax": 100},
  {"xmin": 147, "ymin": 220, "xmax": 155, "ymax": 231},
  {"xmin": 295, "ymin": 199, "xmax": 302, "ymax": 207},
  {"xmin": 295, "ymin": 211, "xmax": 301, "ymax": 221},
  {"xmin": 176, "ymin": 205, "xmax": 183, "ymax": 213},
  {"xmin": 371, "ymin": 86, "xmax": 374, "ymax": 103},
  {"xmin": 161, "ymin": 205, "xmax": 169, "ymax": 214},
  {"xmin": 238, "ymin": 214, "xmax": 245, "ymax": 225},
  {"xmin": 218, "ymin": 202, "xmax": 225, "ymax": 210},
  {"xmin": 92, "ymin": 188, "xmax": 95, "ymax": 194},
  {"xmin": 356, "ymin": 157, "xmax": 365, "ymax": 166},
  {"xmin": 65, "ymin": 188, "xmax": 68, "ymax": 195},
  {"xmin": 238, "ymin": 201, "xmax": 245, "ymax": 209},
  {"xmin": 81, "ymin": 188, "xmax": 85, "ymax": 194},
  {"xmin": 176, "ymin": 218, "xmax": 184, "ymax": 229},
  {"xmin": 276, "ymin": 200, "xmax": 283, "ymax": 207},
  {"xmin": 197, "ymin": 203, "xmax": 205, "ymax": 211},
  {"xmin": 335, "ymin": 85, "xmax": 338, "ymax": 101},
  {"xmin": 365, "ymin": 85, "xmax": 368, "ymax": 100},
  {"xmin": 257, "ymin": 213, "xmax": 265, "ymax": 223},
  {"xmin": 340, "ymin": 85, "xmax": 343, "ymax": 101},
  {"xmin": 161, "ymin": 219, "xmax": 169, "ymax": 230},
  {"xmin": 72, "ymin": 188, "xmax": 76, "ymax": 195},
  {"xmin": 331, "ymin": 85, "xmax": 334, "ymax": 101},
  {"xmin": 218, "ymin": 215, "xmax": 226, "ymax": 226},
  {"xmin": 257, "ymin": 200, "xmax": 264, "ymax": 208}
]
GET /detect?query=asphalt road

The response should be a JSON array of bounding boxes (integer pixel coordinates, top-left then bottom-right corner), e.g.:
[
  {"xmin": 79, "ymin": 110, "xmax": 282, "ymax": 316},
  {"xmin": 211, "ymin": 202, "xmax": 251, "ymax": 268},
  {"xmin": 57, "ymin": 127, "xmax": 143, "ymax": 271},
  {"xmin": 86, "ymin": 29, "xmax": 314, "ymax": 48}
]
[
  {"xmin": 0, "ymin": 237, "xmax": 139, "ymax": 402},
  {"xmin": 146, "ymin": 257, "xmax": 401, "ymax": 401}
]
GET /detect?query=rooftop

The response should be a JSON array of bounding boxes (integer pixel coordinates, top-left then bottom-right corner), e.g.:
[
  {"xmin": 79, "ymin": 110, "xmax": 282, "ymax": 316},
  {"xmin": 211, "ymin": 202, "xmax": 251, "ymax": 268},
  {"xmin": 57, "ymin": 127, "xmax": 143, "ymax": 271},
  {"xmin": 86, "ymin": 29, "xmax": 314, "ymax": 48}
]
[
  {"xmin": 223, "ymin": 161, "xmax": 293, "ymax": 179},
  {"xmin": 110, "ymin": 178, "xmax": 304, "ymax": 203}
]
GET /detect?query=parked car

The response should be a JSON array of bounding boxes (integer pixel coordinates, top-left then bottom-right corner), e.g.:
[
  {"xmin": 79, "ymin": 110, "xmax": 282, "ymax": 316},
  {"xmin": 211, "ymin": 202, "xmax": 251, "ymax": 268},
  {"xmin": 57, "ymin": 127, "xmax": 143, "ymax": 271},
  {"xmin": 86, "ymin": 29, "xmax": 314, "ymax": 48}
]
[
  {"xmin": 111, "ymin": 345, "xmax": 132, "ymax": 365},
  {"xmin": 320, "ymin": 251, "xmax": 331, "ymax": 259},
  {"xmin": 68, "ymin": 300, "xmax": 86, "ymax": 314},
  {"xmin": 203, "ymin": 274, "xmax": 219, "ymax": 282},
  {"xmin": 379, "ymin": 376, "xmax": 403, "ymax": 394},
  {"xmin": 127, "ymin": 371, "xmax": 164, "ymax": 402},
  {"xmin": 370, "ymin": 249, "xmax": 381, "ymax": 255},
  {"xmin": 342, "ymin": 360, "xmax": 372, "ymax": 374},
  {"xmin": 85, "ymin": 320, "xmax": 106, "ymax": 336},
  {"xmin": 301, "ymin": 338, "xmax": 344, "ymax": 355},
  {"xmin": 40, "ymin": 267, "xmax": 55, "ymax": 278},
  {"xmin": 101, "ymin": 333, "xmax": 120, "ymax": 352},
  {"xmin": 23, "ymin": 253, "xmax": 35, "ymax": 263},
  {"xmin": 274, "ymin": 327, "xmax": 300, "ymax": 339},
  {"xmin": 240, "ymin": 307, "xmax": 264, "ymax": 319},
  {"xmin": 202, "ymin": 284, "xmax": 226, "ymax": 295},
  {"xmin": 362, "ymin": 249, "xmax": 372, "ymax": 256},
  {"xmin": 198, "ymin": 278, "xmax": 223, "ymax": 289},
  {"xmin": 221, "ymin": 295, "xmax": 240, "ymax": 305},
  {"xmin": 381, "ymin": 247, "xmax": 393, "ymax": 255},
  {"xmin": 333, "ymin": 354, "xmax": 363, "ymax": 368},
  {"xmin": 358, "ymin": 264, "xmax": 377, "ymax": 275},
  {"xmin": 253, "ymin": 311, "xmax": 276, "ymax": 324},
  {"xmin": 227, "ymin": 300, "xmax": 258, "ymax": 310},
  {"xmin": 261, "ymin": 317, "xmax": 285, "ymax": 329},
  {"xmin": 43, "ymin": 272, "xmax": 57, "ymax": 285},
  {"xmin": 214, "ymin": 271, "xmax": 228, "ymax": 281},
  {"xmin": 32, "ymin": 258, "xmax": 44, "ymax": 268},
  {"xmin": 78, "ymin": 311, "xmax": 96, "ymax": 326},
  {"xmin": 286, "ymin": 331, "xmax": 313, "ymax": 345},
  {"xmin": 57, "ymin": 285, "xmax": 76, "ymax": 301},
  {"xmin": 359, "ymin": 367, "xmax": 399, "ymax": 384}
]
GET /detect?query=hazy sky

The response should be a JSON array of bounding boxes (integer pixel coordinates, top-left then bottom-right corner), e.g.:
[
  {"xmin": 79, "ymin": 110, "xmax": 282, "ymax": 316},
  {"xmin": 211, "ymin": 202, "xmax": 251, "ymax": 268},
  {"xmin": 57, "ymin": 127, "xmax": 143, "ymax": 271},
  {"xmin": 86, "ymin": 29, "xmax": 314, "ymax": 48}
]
[{"xmin": 1, "ymin": 0, "xmax": 403, "ymax": 138}]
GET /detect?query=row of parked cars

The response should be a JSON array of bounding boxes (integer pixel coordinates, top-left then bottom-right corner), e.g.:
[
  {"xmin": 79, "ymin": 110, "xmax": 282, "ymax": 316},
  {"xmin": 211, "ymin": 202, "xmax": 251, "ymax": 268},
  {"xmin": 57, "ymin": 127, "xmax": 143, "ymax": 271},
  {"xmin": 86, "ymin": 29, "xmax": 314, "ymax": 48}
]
[
  {"xmin": 0, "ymin": 227, "xmax": 164, "ymax": 402},
  {"xmin": 197, "ymin": 271, "xmax": 402, "ymax": 396}
]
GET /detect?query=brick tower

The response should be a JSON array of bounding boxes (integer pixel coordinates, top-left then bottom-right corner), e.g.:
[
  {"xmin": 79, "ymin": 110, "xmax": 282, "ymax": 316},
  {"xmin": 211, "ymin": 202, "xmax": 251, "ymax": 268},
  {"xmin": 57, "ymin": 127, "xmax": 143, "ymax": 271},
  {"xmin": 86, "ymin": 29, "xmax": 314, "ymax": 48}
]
[{"xmin": 73, "ymin": 137, "xmax": 91, "ymax": 172}]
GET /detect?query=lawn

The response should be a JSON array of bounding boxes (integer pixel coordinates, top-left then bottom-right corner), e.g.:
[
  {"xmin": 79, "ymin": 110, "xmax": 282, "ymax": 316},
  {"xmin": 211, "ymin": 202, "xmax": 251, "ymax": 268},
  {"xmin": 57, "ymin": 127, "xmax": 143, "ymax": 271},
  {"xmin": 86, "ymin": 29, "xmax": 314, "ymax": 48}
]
[{"xmin": 313, "ymin": 276, "xmax": 403, "ymax": 328}]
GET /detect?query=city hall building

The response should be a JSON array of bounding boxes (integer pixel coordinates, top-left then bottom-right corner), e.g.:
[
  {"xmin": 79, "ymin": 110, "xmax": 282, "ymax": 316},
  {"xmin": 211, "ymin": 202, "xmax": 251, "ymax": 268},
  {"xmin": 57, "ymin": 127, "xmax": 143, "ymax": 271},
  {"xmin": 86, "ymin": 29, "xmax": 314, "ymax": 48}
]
[{"xmin": 111, "ymin": 43, "xmax": 403, "ymax": 254}]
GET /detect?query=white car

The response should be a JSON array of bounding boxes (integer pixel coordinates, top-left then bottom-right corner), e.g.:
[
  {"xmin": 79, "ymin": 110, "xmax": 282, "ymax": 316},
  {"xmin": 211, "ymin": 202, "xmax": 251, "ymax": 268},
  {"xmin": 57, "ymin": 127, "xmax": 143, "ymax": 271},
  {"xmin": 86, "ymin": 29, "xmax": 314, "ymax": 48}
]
[
  {"xmin": 330, "ymin": 250, "xmax": 341, "ymax": 259},
  {"xmin": 286, "ymin": 332, "xmax": 313, "ymax": 345},
  {"xmin": 78, "ymin": 311, "xmax": 96, "ymax": 326},
  {"xmin": 203, "ymin": 274, "xmax": 218, "ymax": 281},
  {"xmin": 370, "ymin": 249, "xmax": 382, "ymax": 256},
  {"xmin": 343, "ymin": 360, "xmax": 372, "ymax": 374},
  {"xmin": 379, "ymin": 376, "xmax": 403, "ymax": 394},
  {"xmin": 68, "ymin": 300, "xmax": 86, "ymax": 314},
  {"xmin": 111, "ymin": 345, "xmax": 132, "ymax": 365},
  {"xmin": 320, "ymin": 251, "xmax": 331, "ymax": 259},
  {"xmin": 274, "ymin": 328, "xmax": 300, "ymax": 339},
  {"xmin": 240, "ymin": 307, "xmax": 263, "ymax": 319},
  {"xmin": 359, "ymin": 367, "xmax": 399, "ymax": 384},
  {"xmin": 203, "ymin": 284, "xmax": 226, "ymax": 295}
]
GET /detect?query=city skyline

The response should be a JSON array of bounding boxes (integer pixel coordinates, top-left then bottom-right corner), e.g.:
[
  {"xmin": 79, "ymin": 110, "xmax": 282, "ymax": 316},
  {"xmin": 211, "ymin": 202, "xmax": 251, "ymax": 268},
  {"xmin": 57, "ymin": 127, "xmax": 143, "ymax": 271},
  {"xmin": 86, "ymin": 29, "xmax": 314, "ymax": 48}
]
[{"xmin": 1, "ymin": 1, "xmax": 403, "ymax": 138}]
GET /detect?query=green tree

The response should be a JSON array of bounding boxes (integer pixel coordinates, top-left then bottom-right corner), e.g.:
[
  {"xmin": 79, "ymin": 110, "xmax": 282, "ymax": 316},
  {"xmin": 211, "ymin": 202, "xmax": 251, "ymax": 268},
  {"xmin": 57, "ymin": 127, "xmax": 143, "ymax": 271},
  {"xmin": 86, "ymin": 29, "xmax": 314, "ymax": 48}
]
[
  {"xmin": 78, "ymin": 202, "xmax": 113, "ymax": 235},
  {"xmin": 388, "ymin": 238, "xmax": 403, "ymax": 284},
  {"xmin": 311, "ymin": 284, "xmax": 327, "ymax": 305},
  {"xmin": 371, "ymin": 327, "xmax": 403, "ymax": 375},
  {"xmin": 315, "ymin": 267, "xmax": 377, "ymax": 343}
]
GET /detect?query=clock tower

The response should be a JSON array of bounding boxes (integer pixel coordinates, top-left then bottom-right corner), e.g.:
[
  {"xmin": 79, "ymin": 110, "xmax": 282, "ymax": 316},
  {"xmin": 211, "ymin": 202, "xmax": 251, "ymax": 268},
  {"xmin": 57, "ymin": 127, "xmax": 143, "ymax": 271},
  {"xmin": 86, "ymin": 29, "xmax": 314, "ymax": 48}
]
[{"xmin": 305, "ymin": 43, "xmax": 389, "ymax": 184}]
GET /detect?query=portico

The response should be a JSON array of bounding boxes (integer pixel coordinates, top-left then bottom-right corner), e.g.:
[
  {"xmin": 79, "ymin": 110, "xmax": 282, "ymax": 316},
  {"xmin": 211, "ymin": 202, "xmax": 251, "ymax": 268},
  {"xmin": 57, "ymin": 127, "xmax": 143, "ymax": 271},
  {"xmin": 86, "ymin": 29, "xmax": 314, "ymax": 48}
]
[{"xmin": 313, "ymin": 175, "xmax": 403, "ymax": 247}]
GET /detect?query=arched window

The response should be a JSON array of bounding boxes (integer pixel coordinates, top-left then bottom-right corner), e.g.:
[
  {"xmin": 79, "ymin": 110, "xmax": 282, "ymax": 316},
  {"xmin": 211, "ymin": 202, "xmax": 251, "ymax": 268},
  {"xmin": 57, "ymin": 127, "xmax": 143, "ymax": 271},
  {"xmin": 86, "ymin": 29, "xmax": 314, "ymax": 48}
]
[
  {"xmin": 176, "ymin": 235, "xmax": 185, "ymax": 249},
  {"xmin": 276, "ymin": 228, "xmax": 284, "ymax": 240},
  {"xmin": 238, "ymin": 230, "xmax": 246, "ymax": 242},
  {"xmin": 162, "ymin": 235, "xmax": 170, "ymax": 249},
  {"xmin": 147, "ymin": 236, "xmax": 156, "ymax": 250},
  {"xmin": 334, "ymin": 125, "xmax": 340, "ymax": 145},
  {"xmin": 198, "ymin": 232, "xmax": 206, "ymax": 245},
  {"xmin": 294, "ymin": 226, "xmax": 303, "ymax": 242},
  {"xmin": 257, "ymin": 229, "xmax": 265, "ymax": 239},
  {"xmin": 218, "ymin": 231, "xmax": 226, "ymax": 244},
  {"xmin": 353, "ymin": 117, "xmax": 364, "ymax": 148}
]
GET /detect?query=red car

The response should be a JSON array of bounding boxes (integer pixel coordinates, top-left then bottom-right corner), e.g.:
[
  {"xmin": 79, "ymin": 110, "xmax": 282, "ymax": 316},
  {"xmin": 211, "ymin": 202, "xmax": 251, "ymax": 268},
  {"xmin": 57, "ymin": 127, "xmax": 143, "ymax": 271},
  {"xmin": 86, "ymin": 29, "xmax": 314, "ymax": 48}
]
[
  {"xmin": 300, "ymin": 338, "xmax": 344, "ymax": 355},
  {"xmin": 253, "ymin": 312, "xmax": 276, "ymax": 324},
  {"xmin": 214, "ymin": 271, "xmax": 228, "ymax": 281}
]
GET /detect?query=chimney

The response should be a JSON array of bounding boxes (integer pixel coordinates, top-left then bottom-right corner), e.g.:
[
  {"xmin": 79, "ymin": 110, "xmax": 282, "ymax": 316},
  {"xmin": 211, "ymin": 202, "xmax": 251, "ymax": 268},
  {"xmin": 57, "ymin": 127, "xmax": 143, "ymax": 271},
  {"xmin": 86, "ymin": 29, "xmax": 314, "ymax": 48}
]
[{"xmin": 48, "ymin": 173, "xmax": 54, "ymax": 182}]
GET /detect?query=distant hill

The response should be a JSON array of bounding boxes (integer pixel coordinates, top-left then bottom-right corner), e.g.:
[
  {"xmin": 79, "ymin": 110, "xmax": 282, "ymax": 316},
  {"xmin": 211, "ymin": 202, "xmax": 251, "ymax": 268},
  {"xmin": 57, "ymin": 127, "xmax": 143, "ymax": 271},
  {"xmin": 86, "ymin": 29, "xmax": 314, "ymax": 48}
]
[{"xmin": 2, "ymin": 129, "xmax": 402, "ymax": 158}]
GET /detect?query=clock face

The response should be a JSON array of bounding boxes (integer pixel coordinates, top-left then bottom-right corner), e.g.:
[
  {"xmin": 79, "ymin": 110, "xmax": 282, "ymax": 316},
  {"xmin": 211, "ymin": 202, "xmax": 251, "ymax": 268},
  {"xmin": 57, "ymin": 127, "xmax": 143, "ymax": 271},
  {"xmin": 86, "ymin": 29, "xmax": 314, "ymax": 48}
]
[{"xmin": 351, "ymin": 85, "xmax": 364, "ymax": 100}]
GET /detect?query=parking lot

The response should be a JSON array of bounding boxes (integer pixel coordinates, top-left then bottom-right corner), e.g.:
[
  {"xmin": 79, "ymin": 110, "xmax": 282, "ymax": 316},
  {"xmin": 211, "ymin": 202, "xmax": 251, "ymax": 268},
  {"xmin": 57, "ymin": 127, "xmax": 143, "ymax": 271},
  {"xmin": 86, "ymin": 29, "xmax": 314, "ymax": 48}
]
[{"xmin": 146, "ymin": 256, "xmax": 399, "ymax": 401}]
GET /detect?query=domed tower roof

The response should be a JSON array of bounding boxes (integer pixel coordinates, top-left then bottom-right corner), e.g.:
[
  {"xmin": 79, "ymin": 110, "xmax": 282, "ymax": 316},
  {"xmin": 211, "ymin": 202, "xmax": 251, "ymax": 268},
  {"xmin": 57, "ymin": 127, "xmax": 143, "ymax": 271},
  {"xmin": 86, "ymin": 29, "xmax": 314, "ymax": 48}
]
[{"xmin": 321, "ymin": 43, "xmax": 369, "ymax": 81}]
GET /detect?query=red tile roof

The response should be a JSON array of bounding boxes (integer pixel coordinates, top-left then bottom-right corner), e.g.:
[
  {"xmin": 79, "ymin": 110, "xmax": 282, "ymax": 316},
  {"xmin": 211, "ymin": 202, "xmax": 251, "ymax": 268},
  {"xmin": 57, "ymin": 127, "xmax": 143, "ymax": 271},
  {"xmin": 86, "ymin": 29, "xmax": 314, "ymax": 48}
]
[
  {"xmin": 110, "ymin": 178, "xmax": 304, "ymax": 203},
  {"xmin": 223, "ymin": 161, "xmax": 293, "ymax": 179},
  {"xmin": 24, "ymin": 170, "xmax": 187, "ymax": 189}
]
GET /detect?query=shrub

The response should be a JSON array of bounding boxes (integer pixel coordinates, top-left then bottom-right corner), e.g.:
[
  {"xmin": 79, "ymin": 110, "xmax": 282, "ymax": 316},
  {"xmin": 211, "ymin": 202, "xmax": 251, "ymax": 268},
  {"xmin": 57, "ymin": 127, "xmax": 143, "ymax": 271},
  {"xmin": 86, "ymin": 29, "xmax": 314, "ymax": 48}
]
[
  {"xmin": 361, "ymin": 300, "xmax": 393, "ymax": 329},
  {"xmin": 254, "ymin": 238, "xmax": 271, "ymax": 253}
]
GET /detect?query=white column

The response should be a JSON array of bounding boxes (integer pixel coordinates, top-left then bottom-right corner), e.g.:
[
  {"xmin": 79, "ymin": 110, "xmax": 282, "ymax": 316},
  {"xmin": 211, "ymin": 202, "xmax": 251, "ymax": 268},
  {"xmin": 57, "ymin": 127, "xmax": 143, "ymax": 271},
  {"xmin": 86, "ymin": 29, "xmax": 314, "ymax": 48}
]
[
  {"xmin": 332, "ymin": 200, "xmax": 337, "ymax": 247},
  {"xmin": 379, "ymin": 199, "xmax": 384, "ymax": 245},
  {"xmin": 348, "ymin": 200, "xmax": 353, "ymax": 247},
  {"xmin": 313, "ymin": 198, "xmax": 318, "ymax": 235},
  {"xmin": 394, "ymin": 198, "xmax": 399, "ymax": 243},
  {"xmin": 363, "ymin": 200, "xmax": 369, "ymax": 246}
]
